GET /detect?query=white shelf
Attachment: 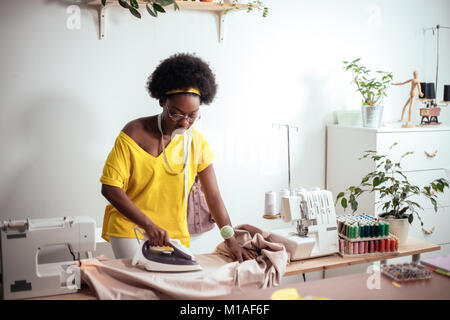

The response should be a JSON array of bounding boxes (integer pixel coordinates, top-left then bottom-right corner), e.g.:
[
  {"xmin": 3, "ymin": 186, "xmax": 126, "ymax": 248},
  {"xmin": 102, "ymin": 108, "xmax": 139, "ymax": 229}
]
[{"xmin": 88, "ymin": 0, "xmax": 255, "ymax": 42}]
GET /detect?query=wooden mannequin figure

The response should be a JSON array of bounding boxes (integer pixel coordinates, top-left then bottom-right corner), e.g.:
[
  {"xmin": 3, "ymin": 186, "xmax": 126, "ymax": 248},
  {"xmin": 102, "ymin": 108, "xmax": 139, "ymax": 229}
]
[{"xmin": 392, "ymin": 70, "xmax": 424, "ymax": 128}]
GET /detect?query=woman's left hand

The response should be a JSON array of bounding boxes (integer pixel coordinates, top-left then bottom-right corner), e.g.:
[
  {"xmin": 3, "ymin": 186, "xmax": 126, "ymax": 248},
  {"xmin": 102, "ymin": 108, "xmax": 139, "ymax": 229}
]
[{"xmin": 225, "ymin": 237, "xmax": 258, "ymax": 263}]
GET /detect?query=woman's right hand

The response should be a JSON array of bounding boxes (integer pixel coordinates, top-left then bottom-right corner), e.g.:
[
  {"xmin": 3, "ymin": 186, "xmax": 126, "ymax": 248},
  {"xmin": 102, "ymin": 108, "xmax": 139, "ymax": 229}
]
[{"xmin": 144, "ymin": 222, "xmax": 171, "ymax": 247}]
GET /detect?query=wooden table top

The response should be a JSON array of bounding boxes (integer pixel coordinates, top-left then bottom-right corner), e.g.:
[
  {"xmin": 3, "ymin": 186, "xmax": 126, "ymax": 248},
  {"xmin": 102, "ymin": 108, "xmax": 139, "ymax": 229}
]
[
  {"xmin": 285, "ymin": 237, "xmax": 440, "ymax": 276},
  {"xmin": 31, "ymin": 237, "xmax": 440, "ymax": 300},
  {"xmin": 212, "ymin": 271, "xmax": 450, "ymax": 300}
]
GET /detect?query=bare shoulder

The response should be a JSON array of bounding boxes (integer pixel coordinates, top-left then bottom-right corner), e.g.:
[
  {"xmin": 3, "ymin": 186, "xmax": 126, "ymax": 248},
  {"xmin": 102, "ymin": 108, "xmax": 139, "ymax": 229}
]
[
  {"xmin": 122, "ymin": 116, "xmax": 159, "ymax": 149},
  {"xmin": 122, "ymin": 118, "xmax": 144, "ymax": 136}
]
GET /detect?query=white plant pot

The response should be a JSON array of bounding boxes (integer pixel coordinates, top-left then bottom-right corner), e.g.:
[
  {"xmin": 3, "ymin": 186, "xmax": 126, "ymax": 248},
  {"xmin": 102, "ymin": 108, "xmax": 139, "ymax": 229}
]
[{"xmin": 382, "ymin": 218, "xmax": 410, "ymax": 245}]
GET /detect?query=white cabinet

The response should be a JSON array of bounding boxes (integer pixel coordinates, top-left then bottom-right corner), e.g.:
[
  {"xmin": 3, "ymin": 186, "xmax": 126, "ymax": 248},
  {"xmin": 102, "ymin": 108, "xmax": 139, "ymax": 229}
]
[{"xmin": 326, "ymin": 124, "xmax": 450, "ymax": 252}]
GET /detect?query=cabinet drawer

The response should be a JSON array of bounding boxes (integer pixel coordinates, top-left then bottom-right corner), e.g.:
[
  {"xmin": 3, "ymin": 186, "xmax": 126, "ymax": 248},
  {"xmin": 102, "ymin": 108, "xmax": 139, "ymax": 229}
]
[
  {"xmin": 376, "ymin": 130, "xmax": 450, "ymax": 171},
  {"xmin": 408, "ymin": 206, "xmax": 450, "ymax": 245}
]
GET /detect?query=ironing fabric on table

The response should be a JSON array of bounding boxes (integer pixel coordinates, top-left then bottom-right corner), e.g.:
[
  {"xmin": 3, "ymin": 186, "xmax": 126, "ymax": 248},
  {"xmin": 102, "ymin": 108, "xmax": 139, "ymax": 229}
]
[{"xmin": 100, "ymin": 53, "xmax": 257, "ymax": 267}]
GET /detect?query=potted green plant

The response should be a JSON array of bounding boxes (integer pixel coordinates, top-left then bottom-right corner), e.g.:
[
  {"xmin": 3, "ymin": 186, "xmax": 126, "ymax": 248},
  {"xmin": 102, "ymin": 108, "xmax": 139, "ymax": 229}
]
[
  {"xmin": 343, "ymin": 58, "xmax": 393, "ymax": 128},
  {"xmin": 335, "ymin": 143, "xmax": 450, "ymax": 244},
  {"xmin": 100, "ymin": 0, "xmax": 180, "ymax": 18},
  {"xmin": 101, "ymin": 0, "xmax": 269, "ymax": 19}
]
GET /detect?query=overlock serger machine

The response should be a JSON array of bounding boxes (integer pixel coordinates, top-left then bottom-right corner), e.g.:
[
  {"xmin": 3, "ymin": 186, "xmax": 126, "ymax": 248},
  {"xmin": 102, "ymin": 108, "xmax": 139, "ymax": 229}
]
[
  {"xmin": 0, "ymin": 216, "xmax": 96, "ymax": 300},
  {"xmin": 270, "ymin": 189, "xmax": 339, "ymax": 261}
]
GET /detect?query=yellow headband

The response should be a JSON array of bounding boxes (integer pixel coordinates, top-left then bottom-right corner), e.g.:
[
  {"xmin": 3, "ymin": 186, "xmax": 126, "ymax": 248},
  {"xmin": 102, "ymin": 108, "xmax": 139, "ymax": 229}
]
[{"xmin": 165, "ymin": 88, "xmax": 201, "ymax": 96}]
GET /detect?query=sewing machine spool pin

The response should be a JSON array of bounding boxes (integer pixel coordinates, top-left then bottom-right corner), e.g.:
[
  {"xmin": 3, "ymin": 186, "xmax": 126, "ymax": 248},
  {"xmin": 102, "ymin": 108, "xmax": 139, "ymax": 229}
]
[{"xmin": 272, "ymin": 123, "xmax": 299, "ymax": 193}]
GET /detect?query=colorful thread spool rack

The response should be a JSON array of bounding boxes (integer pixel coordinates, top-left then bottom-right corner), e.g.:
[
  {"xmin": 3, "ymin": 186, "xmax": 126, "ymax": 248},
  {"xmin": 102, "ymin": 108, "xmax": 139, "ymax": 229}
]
[
  {"xmin": 338, "ymin": 235, "xmax": 399, "ymax": 257},
  {"xmin": 337, "ymin": 213, "xmax": 399, "ymax": 257},
  {"xmin": 381, "ymin": 263, "xmax": 432, "ymax": 282},
  {"xmin": 337, "ymin": 213, "xmax": 390, "ymax": 241}
]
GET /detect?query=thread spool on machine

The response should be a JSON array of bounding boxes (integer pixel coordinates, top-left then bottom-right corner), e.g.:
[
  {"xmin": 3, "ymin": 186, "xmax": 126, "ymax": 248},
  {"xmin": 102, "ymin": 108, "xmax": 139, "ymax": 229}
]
[
  {"xmin": 263, "ymin": 123, "xmax": 299, "ymax": 219},
  {"xmin": 263, "ymin": 187, "xmax": 312, "ymax": 219}
]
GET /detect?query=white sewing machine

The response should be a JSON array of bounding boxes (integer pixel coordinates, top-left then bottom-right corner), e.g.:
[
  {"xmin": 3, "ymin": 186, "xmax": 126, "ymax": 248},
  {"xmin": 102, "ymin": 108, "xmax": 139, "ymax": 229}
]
[
  {"xmin": 270, "ymin": 189, "xmax": 339, "ymax": 261},
  {"xmin": 0, "ymin": 216, "xmax": 96, "ymax": 300}
]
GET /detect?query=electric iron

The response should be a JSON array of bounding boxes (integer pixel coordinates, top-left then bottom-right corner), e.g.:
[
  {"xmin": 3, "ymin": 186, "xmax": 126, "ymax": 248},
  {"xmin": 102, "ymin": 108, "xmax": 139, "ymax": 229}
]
[{"xmin": 131, "ymin": 227, "xmax": 202, "ymax": 272}]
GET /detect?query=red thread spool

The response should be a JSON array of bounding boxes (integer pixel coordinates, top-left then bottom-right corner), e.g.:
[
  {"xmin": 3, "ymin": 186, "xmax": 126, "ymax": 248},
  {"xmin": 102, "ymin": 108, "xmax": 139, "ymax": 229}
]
[
  {"xmin": 380, "ymin": 240, "xmax": 385, "ymax": 252},
  {"xmin": 375, "ymin": 239, "xmax": 379, "ymax": 252},
  {"xmin": 390, "ymin": 238, "xmax": 396, "ymax": 251},
  {"xmin": 369, "ymin": 240, "xmax": 374, "ymax": 253}
]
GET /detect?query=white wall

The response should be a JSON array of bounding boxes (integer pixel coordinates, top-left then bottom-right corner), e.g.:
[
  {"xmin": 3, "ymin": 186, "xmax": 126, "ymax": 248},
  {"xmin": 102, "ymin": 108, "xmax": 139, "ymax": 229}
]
[{"xmin": 1, "ymin": 0, "xmax": 449, "ymax": 258}]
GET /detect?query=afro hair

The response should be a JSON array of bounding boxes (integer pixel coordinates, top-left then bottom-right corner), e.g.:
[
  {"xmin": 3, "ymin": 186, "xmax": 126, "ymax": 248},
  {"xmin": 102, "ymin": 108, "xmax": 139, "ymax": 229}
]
[{"xmin": 146, "ymin": 53, "xmax": 218, "ymax": 105}]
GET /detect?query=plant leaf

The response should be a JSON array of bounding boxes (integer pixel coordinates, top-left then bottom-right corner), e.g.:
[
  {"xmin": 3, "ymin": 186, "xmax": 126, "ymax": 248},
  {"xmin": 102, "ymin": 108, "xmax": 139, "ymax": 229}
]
[
  {"xmin": 156, "ymin": 0, "xmax": 176, "ymax": 6},
  {"xmin": 430, "ymin": 198, "xmax": 438, "ymax": 212},
  {"xmin": 373, "ymin": 177, "xmax": 381, "ymax": 187},
  {"xmin": 153, "ymin": 3, "xmax": 166, "ymax": 13},
  {"xmin": 336, "ymin": 192, "xmax": 345, "ymax": 200},
  {"xmin": 399, "ymin": 207, "xmax": 409, "ymax": 215},
  {"xmin": 128, "ymin": 6, "xmax": 141, "ymax": 18},
  {"xmin": 400, "ymin": 151, "xmax": 414, "ymax": 160},
  {"xmin": 341, "ymin": 198, "xmax": 347, "ymax": 209},
  {"xmin": 130, "ymin": 0, "xmax": 139, "ymax": 9},
  {"xmin": 118, "ymin": 0, "xmax": 129, "ymax": 9},
  {"xmin": 351, "ymin": 200, "xmax": 358, "ymax": 212},
  {"xmin": 146, "ymin": 3, "xmax": 158, "ymax": 17}
]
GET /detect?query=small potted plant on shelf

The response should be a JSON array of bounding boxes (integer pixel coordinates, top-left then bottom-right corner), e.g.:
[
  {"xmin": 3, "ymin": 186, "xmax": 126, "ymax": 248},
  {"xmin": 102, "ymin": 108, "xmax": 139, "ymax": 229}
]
[
  {"xmin": 101, "ymin": 0, "xmax": 269, "ymax": 19},
  {"xmin": 335, "ymin": 143, "xmax": 450, "ymax": 244},
  {"xmin": 100, "ymin": 0, "xmax": 180, "ymax": 18},
  {"xmin": 343, "ymin": 58, "xmax": 393, "ymax": 128}
]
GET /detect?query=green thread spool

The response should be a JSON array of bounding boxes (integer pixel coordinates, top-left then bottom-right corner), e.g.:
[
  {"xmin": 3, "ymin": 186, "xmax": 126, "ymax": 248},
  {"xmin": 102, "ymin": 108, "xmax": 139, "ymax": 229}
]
[
  {"xmin": 220, "ymin": 225, "xmax": 234, "ymax": 239},
  {"xmin": 385, "ymin": 223, "xmax": 390, "ymax": 235},
  {"xmin": 354, "ymin": 223, "xmax": 359, "ymax": 238},
  {"xmin": 364, "ymin": 224, "xmax": 369, "ymax": 237},
  {"xmin": 379, "ymin": 222, "xmax": 385, "ymax": 236}
]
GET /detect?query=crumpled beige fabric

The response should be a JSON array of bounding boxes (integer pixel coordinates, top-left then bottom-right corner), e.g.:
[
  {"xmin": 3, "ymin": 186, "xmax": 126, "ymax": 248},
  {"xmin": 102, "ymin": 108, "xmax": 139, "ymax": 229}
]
[
  {"xmin": 80, "ymin": 224, "xmax": 288, "ymax": 300},
  {"xmin": 214, "ymin": 224, "xmax": 288, "ymax": 289}
]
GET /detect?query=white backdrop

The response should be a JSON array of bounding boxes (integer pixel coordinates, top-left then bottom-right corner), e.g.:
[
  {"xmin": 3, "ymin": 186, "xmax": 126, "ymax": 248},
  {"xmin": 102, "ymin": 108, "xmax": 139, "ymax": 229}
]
[{"xmin": 0, "ymin": 0, "xmax": 449, "ymax": 255}]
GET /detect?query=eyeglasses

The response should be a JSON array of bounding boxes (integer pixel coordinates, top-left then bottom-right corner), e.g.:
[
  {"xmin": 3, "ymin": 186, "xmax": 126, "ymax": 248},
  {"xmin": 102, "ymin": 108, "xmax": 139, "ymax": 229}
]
[{"xmin": 167, "ymin": 107, "xmax": 201, "ymax": 123}]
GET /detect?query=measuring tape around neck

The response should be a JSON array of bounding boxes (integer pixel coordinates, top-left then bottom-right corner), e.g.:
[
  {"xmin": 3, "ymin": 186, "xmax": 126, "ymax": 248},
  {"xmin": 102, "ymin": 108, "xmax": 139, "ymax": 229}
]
[{"xmin": 157, "ymin": 113, "xmax": 193, "ymax": 210}]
